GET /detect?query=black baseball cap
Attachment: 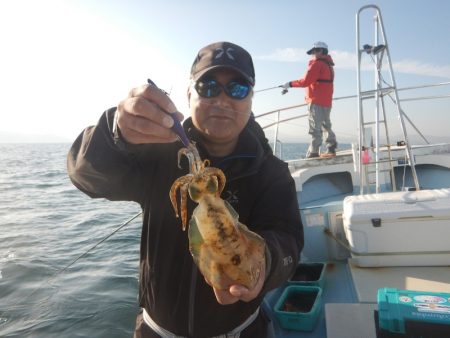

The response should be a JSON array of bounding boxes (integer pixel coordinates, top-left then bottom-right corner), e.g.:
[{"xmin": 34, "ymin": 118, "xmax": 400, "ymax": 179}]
[{"xmin": 190, "ymin": 41, "xmax": 255, "ymax": 86}]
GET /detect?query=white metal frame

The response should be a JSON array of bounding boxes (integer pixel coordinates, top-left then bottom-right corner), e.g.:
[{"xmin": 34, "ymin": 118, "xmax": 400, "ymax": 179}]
[{"xmin": 356, "ymin": 5, "xmax": 420, "ymax": 194}]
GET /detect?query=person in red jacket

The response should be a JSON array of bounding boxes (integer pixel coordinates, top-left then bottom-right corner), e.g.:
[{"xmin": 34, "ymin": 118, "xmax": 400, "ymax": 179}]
[{"xmin": 282, "ymin": 41, "xmax": 337, "ymax": 158}]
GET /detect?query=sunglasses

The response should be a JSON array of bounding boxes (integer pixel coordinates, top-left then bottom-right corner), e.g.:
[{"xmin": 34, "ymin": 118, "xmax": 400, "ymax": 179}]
[{"xmin": 194, "ymin": 78, "xmax": 252, "ymax": 100}]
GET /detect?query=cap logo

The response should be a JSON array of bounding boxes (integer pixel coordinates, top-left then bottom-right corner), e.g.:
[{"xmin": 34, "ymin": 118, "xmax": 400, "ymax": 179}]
[{"xmin": 214, "ymin": 47, "xmax": 235, "ymax": 61}]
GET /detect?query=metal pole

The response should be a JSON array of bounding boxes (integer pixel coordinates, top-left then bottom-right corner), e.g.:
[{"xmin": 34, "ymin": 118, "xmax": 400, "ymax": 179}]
[
  {"xmin": 377, "ymin": 7, "xmax": 421, "ymax": 191},
  {"xmin": 374, "ymin": 13, "xmax": 381, "ymax": 193},
  {"xmin": 356, "ymin": 7, "xmax": 364, "ymax": 194}
]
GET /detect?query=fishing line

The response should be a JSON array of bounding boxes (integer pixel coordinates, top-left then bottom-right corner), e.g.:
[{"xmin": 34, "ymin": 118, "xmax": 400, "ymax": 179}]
[
  {"xmin": 3, "ymin": 211, "xmax": 142, "ymax": 311},
  {"xmin": 48, "ymin": 211, "xmax": 142, "ymax": 280}
]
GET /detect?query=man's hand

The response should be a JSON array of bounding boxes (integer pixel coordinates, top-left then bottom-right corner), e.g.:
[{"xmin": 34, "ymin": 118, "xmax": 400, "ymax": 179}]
[
  {"xmin": 116, "ymin": 84, "xmax": 184, "ymax": 144},
  {"xmin": 281, "ymin": 82, "xmax": 290, "ymax": 95},
  {"xmin": 209, "ymin": 262, "xmax": 266, "ymax": 305}
]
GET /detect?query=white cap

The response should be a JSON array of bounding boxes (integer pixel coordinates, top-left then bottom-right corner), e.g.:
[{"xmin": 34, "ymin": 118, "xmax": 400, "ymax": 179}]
[{"xmin": 307, "ymin": 41, "xmax": 328, "ymax": 55}]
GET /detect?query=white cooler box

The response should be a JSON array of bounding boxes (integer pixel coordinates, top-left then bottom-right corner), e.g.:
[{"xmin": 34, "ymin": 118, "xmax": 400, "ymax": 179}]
[{"xmin": 342, "ymin": 188, "xmax": 450, "ymax": 267}]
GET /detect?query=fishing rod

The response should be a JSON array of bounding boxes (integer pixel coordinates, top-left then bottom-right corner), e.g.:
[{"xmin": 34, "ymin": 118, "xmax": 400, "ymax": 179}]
[
  {"xmin": 254, "ymin": 85, "xmax": 283, "ymax": 93},
  {"xmin": 4, "ymin": 211, "xmax": 142, "ymax": 310}
]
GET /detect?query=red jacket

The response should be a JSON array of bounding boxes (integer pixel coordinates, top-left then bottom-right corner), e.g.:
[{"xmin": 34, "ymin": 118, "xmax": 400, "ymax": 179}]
[{"xmin": 290, "ymin": 54, "xmax": 334, "ymax": 107}]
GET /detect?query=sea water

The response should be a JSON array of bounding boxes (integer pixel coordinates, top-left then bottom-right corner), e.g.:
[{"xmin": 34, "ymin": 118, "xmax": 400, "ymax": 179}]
[{"xmin": 0, "ymin": 142, "xmax": 306, "ymax": 338}]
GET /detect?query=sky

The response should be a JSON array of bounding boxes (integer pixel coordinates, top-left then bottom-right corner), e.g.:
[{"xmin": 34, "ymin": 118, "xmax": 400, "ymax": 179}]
[{"xmin": 1, "ymin": 0, "xmax": 450, "ymax": 143}]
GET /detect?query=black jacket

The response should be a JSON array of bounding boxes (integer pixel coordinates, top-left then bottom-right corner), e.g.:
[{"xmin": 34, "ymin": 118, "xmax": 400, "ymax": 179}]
[{"xmin": 67, "ymin": 108, "xmax": 303, "ymax": 337}]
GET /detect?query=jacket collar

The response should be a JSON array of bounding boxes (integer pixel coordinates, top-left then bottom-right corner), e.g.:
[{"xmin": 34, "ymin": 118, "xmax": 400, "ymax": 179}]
[
  {"xmin": 313, "ymin": 54, "xmax": 335, "ymax": 66},
  {"xmin": 183, "ymin": 117, "xmax": 271, "ymax": 181}
]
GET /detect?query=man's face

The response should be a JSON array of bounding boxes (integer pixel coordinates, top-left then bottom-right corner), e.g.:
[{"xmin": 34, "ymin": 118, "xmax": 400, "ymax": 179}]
[
  {"xmin": 188, "ymin": 69, "xmax": 253, "ymax": 145},
  {"xmin": 312, "ymin": 48, "xmax": 323, "ymax": 56}
]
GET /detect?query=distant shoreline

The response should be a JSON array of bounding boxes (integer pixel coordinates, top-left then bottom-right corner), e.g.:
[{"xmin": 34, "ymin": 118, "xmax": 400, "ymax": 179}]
[
  {"xmin": 0, "ymin": 141, "xmax": 72, "ymax": 144},
  {"xmin": 0, "ymin": 131, "xmax": 72, "ymax": 144}
]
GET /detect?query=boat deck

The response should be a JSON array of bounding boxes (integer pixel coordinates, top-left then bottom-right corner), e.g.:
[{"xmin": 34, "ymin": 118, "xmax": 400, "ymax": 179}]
[
  {"xmin": 264, "ymin": 261, "xmax": 356, "ymax": 337},
  {"xmin": 265, "ymin": 261, "xmax": 450, "ymax": 337}
]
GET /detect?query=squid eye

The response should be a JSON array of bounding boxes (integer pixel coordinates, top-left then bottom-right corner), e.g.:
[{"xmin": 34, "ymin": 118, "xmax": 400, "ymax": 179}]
[
  {"xmin": 206, "ymin": 177, "xmax": 218, "ymax": 193},
  {"xmin": 189, "ymin": 186, "xmax": 200, "ymax": 200}
]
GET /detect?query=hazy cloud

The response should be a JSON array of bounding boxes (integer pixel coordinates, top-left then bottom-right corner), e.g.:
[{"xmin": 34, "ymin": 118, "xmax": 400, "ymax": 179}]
[
  {"xmin": 256, "ymin": 48, "xmax": 450, "ymax": 79},
  {"xmin": 392, "ymin": 59, "xmax": 450, "ymax": 79},
  {"xmin": 257, "ymin": 48, "xmax": 309, "ymax": 63}
]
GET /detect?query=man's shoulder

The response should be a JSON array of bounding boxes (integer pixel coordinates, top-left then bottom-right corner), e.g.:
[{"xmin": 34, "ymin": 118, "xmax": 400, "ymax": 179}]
[
  {"xmin": 314, "ymin": 55, "xmax": 334, "ymax": 66},
  {"xmin": 258, "ymin": 153, "xmax": 289, "ymax": 178},
  {"xmin": 243, "ymin": 118, "xmax": 272, "ymax": 154}
]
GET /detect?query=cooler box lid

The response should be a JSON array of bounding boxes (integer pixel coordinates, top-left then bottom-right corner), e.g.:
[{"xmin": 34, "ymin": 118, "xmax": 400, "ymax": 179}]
[{"xmin": 343, "ymin": 188, "xmax": 450, "ymax": 223}]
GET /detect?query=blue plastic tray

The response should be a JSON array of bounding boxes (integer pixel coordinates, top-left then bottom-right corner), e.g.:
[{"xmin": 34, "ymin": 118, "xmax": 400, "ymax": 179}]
[
  {"xmin": 274, "ymin": 285, "xmax": 323, "ymax": 331},
  {"xmin": 288, "ymin": 262, "xmax": 326, "ymax": 289}
]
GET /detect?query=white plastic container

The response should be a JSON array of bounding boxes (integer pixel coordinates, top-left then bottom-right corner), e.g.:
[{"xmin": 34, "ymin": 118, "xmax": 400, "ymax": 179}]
[{"xmin": 342, "ymin": 188, "xmax": 450, "ymax": 267}]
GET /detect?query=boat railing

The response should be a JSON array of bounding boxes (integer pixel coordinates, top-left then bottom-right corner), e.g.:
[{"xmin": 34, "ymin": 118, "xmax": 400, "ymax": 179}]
[{"xmin": 255, "ymin": 81, "xmax": 450, "ymax": 157}]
